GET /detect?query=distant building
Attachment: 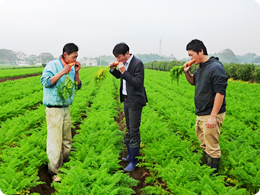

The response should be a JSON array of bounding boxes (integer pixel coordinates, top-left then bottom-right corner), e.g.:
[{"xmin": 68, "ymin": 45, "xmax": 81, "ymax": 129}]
[
  {"xmin": 18, "ymin": 63, "xmax": 30, "ymax": 66},
  {"xmin": 84, "ymin": 59, "xmax": 98, "ymax": 66}
]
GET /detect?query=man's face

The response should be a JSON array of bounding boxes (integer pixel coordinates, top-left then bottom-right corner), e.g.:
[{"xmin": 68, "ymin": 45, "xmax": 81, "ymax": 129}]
[
  {"xmin": 115, "ymin": 51, "xmax": 129, "ymax": 64},
  {"xmin": 188, "ymin": 49, "xmax": 203, "ymax": 64},
  {"xmin": 64, "ymin": 51, "xmax": 78, "ymax": 64}
]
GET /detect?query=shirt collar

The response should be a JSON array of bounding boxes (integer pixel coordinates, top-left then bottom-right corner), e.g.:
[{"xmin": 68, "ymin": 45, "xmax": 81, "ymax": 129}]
[{"xmin": 126, "ymin": 54, "xmax": 133, "ymax": 65}]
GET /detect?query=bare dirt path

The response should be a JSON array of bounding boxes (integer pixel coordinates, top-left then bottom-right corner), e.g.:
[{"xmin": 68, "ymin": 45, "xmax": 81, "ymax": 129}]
[{"xmin": 0, "ymin": 73, "xmax": 42, "ymax": 83}]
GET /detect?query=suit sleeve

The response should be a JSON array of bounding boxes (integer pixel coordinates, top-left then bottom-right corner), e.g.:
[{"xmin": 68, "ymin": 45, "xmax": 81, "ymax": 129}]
[
  {"xmin": 121, "ymin": 61, "xmax": 144, "ymax": 88},
  {"xmin": 110, "ymin": 68, "xmax": 121, "ymax": 79}
]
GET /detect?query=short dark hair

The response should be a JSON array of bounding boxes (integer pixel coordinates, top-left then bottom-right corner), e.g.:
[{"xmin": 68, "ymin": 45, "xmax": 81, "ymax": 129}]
[
  {"xmin": 186, "ymin": 39, "xmax": 208, "ymax": 55},
  {"xmin": 62, "ymin": 43, "xmax": 78, "ymax": 58},
  {"xmin": 113, "ymin": 43, "xmax": 129, "ymax": 57}
]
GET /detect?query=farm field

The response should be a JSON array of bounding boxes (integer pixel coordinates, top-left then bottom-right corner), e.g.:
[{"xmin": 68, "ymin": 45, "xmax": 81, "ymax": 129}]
[
  {"xmin": 0, "ymin": 67, "xmax": 260, "ymax": 194},
  {"xmin": 0, "ymin": 67, "xmax": 43, "ymax": 79}
]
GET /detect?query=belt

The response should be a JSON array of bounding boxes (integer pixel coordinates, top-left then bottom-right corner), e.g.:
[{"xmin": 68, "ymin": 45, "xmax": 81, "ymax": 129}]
[{"xmin": 47, "ymin": 105, "xmax": 68, "ymax": 108}]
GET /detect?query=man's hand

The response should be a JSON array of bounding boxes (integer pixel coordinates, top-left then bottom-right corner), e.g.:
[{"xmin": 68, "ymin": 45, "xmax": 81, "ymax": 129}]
[
  {"xmin": 118, "ymin": 62, "xmax": 126, "ymax": 74},
  {"xmin": 62, "ymin": 65, "xmax": 71, "ymax": 75},
  {"xmin": 74, "ymin": 62, "xmax": 81, "ymax": 72},
  {"xmin": 206, "ymin": 115, "xmax": 217, "ymax": 128},
  {"xmin": 109, "ymin": 61, "xmax": 117, "ymax": 70},
  {"xmin": 184, "ymin": 61, "xmax": 191, "ymax": 73}
]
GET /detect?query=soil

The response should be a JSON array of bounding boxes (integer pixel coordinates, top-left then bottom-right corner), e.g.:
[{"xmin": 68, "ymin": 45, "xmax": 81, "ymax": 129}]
[
  {"xmin": 30, "ymin": 165, "xmax": 55, "ymax": 195},
  {"xmin": 0, "ymin": 73, "xmax": 42, "ymax": 83},
  {"xmin": 113, "ymin": 84, "xmax": 152, "ymax": 195},
  {"xmin": 29, "ymin": 109, "xmax": 89, "ymax": 194}
]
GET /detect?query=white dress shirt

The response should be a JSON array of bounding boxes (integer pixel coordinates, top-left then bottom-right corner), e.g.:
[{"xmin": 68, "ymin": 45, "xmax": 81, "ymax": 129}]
[{"xmin": 122, "ymin": 54, "xmax": 134, "ymax": 95}]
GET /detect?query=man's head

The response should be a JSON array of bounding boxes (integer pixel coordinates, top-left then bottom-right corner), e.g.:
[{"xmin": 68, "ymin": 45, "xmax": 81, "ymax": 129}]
[
  {"xmin": 186, "ymin": 39, "xmax": 208, "ymax": 64},
  {"xmin": 113, "ymin": 43, "xmax": 131, "ymax": 64},
  {"xmin": 62, "ymin": 43, "xmax": 79, "ymax": 64}
]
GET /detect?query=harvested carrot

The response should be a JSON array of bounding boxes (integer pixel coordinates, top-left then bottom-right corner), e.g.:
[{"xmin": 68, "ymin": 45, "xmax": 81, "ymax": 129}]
[
  {"xmin": 187, "ymin": 59, "xmax": 196, "ymax": 66},
  {"xmin": 170, "ymin": 59, "xmax": 196, "ymax": 84},
  {"xmin": 113, "ymin": 62, "xmax": 119, "ymax": 66},
  {"xmin": 95, "ymin": 62, "xmax": 119, "ymax": 83},
  {"xmin": 68, "ymin": 62, "xmax": 76, "ymax": 66}
]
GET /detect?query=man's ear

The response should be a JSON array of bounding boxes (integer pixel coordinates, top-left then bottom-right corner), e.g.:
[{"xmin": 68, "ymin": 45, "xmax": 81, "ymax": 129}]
[
  {"xmin": 63, "ymin": 52, "xmax": 68, "ymax": 58},
  {"xmin": 199, "ymin": 49, "xmax": 204, "ymax": 55}
]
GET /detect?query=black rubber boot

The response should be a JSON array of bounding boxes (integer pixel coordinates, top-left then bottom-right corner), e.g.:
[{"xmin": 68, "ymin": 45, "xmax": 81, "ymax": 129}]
[
  {"xmin": 201, "ymin": 151, "xmax": 208, "ymax": 165},
  {"xmin": 122, "ymin": 141, "xmax": 130, "ymax": 162},
  {"xmin": 207, "ymin": 156, "xmax": 221, "ymax": 174},
  {"xmin": 124, "ymin": 147, "xmax": 139, "ymax": 172}
]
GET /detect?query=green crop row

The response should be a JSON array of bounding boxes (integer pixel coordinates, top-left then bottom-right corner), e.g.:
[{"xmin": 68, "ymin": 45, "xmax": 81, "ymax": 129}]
[
  {"xmin": 138, "ymin": 69, "xmax": 260, "ymax": 194},
  {"xmin": 0, "ymin": 90, "xmax": 43, "ymax": 124},
  {"xmin": 145, "ymin": 61, "xmax": 260, "ymax": 83},
  {"xmin": 0, "ymin": 67, "xmax": 43, "ymax": 79},
  {"xmin": 0, "ymin": 76, "xmax": 43, "ymax": 105},
  {"xmin": 1, "ymin": 67, "xmax": 260, "ymax": 194},
  {"xmin": 53, "ymin": 71, "xmax": 137, "ymax": 194},
  {"xmin": 0, "ymin": 68, "xmax": 101, "ymax": 194}
]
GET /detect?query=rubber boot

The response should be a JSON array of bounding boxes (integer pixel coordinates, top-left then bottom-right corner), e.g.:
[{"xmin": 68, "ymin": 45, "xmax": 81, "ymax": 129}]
[
  {"xmin": 122, "ymin": 141, "xmax": 130, "ymax": 162},
  {"xmin": 207, "ymin": 156, "xmax": 221, "ymax": 174},
  {"xmin": 124, "ymin": 147, "xmax": 139, "ymax": 172},
  {"xmin": 201, "ymin": 151, "xmax": 208, "ymax": 165}
]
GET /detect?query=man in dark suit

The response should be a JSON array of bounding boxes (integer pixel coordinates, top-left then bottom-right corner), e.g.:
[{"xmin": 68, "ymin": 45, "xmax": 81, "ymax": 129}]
[{"xmin": 109, "ymin": 42, "xmax": 148, "ymax": 172}]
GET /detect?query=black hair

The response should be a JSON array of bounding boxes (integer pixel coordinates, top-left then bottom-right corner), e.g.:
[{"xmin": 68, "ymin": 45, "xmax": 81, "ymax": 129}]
[
  {"xmin": 113, "ymin": 43, "xmax": 129, "ymax": 57},
  {"xmin": 186, "ymin": 39, "xmax": 208, "ymax": 55},
  {"xmin": 61, "ymin": 43, "xmax": 78, "ymax": 58}
]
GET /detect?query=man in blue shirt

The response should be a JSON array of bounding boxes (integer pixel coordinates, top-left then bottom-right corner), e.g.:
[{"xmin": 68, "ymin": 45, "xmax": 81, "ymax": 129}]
[{"xmin": 41, "ymin": 43, "xmax": 82, "ymax": 181}]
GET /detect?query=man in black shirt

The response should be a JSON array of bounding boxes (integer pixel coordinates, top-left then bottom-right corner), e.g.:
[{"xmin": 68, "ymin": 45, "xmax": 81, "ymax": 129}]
[{"xmin": 184, "ymin": 39, "xmax": 228, "ymax": 174}]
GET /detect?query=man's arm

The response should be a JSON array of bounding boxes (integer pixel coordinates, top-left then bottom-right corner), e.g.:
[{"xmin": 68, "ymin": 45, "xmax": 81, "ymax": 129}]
[
  {"xmin": 184, "ymin": 62, "xmax": 194, "ymax": 85},
  {"xmin": 109, "ymin": 61, "xmax": 121, "ymax": 79},
  {"xmin": 50, "ymin": 65, "xmax": 70, "ymax": 85},
  {"xmin": 120, "ymin": 62, "xmax": 144, "ymax": 88},
  {"xmin": 184, "ymin": 71, "xmax": 194, "ymax": 85},
  {"xmin": 206, "ymin": 93, "xmax": 225, "ymax": 128},
  {"xmin": 41, "ymin": 62, "xmax": 70, "ymax": 87},
  {"xmin": 74, "ymin": 62, "xmax": 81, "ymax": 86}
]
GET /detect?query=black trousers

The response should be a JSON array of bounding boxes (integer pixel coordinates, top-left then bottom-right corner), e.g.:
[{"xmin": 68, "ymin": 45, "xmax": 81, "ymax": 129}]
[{"xmin": 124, "ymin": 96, "xmax": 143, "ymax": 148}]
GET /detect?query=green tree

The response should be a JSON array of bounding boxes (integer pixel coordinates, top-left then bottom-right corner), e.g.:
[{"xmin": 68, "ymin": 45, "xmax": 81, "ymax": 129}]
[
  {"xmin": 38, "ymin": 53, "xmax": 55, "ymax": 64},
  {"xmin": 26, "ymin": 54, "xmax": 38, "ymax": 65},
  {"xmin": 0, "ymin": 49, "xmax": 18, "ymax": 64}
]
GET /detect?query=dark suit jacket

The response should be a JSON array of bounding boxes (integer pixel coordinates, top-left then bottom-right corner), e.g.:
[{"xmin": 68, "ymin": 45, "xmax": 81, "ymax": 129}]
[{"xmin": 110, "ymin": 55, "xmax": 148, "ymax": 110}]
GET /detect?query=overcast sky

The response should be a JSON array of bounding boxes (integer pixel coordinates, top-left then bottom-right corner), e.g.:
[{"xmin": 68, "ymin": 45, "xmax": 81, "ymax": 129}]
[{"xmin": 0, "ymin": 0, "xmax": 260, "ymax": 60}]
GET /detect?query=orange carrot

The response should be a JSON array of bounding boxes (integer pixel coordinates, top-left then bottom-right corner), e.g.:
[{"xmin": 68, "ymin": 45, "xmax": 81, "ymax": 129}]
[
  {"xmin": 187, "ymin": 59, "xmax": 196, "ymax": 66},
  {"xmin": 113, "ymin": 62, "xmax": 119, "ymax": 66},
  {"xmin": 68, "ymin": 62, "xmax": 76, "ymax": 67}
]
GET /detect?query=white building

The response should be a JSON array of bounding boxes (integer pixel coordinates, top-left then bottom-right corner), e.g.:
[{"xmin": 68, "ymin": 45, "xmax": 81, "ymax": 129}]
[{"xmin": 85, "ymin": 59, "xmax": 98, "ymax": 66}]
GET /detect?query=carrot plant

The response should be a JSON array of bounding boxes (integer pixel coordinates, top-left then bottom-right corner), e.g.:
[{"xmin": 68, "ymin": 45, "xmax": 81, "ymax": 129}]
[
  {"xmin": 95, "ymin": 62, "xmax": 119, "ymax": 83},
  {"xmin": 1, "ymin": 67, "xmax": 260, "ymax": 194},
  {"xmin": 53, "ymin": 71, "xmax": 137, "ymax": 194},
  {"xmin": 138, "ymin": 69, "xmax": 260, "ymax": 194},
  {"xmin": 169, "ymin": 59, "xmax": 195, "ymax": 84},
  {"xmin": 0, "ymin": 67, "xmax": 43, "ymax": 79}
]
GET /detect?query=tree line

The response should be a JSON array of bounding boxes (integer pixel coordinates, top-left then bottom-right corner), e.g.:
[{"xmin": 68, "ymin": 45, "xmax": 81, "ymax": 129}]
[
  {"xmin": 145, "ymin": 60, "xmax": 260, "ymax": 83},
  {"xmin": 0, "ymin": 49, "xmax": 55, "ymax": 65}
]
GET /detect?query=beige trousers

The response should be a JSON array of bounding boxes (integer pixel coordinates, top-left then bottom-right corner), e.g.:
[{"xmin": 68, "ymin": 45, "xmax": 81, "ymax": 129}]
[
  {"xmin": 46, "ymin": 107, "xmax": 72, "ymax": 174},
  {"xmin": 195, "ymin": 112, "xmax": 225, "ymax": 158}
]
